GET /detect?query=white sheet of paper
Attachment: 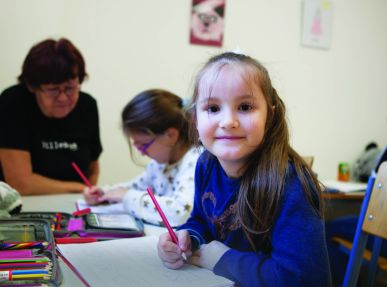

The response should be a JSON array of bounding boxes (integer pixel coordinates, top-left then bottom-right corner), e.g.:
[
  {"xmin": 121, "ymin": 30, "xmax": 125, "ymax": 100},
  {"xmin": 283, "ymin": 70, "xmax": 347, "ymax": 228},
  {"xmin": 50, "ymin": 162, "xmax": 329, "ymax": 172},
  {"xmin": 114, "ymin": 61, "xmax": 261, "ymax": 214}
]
[
  {"xmin": 57, "ymin": 236, "xmax": 233, "ymax": 287},
  {"xmin": 76, "ymin": 199, "xmax": 126, "ymax": 214},
  {"xmin": 322, "ymin": 180, "xmax": 367, "ymax": 193}
]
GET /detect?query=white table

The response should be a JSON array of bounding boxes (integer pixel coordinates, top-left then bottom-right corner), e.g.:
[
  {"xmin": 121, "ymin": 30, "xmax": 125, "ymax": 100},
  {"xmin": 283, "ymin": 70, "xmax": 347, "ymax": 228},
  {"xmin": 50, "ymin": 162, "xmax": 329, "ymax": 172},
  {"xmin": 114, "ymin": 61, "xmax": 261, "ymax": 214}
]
[{"xmin": 21, "ymin": 194, "xmax": 166, "ymax": 286}]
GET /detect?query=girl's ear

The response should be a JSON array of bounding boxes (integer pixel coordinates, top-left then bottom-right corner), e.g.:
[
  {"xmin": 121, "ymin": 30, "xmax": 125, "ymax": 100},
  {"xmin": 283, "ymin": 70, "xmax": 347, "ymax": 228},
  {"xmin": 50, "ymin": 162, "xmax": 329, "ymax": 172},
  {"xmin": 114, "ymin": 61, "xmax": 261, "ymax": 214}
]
[{"xmin": 165, "ymin": 127, "xmax": 180, "ymax": 144}]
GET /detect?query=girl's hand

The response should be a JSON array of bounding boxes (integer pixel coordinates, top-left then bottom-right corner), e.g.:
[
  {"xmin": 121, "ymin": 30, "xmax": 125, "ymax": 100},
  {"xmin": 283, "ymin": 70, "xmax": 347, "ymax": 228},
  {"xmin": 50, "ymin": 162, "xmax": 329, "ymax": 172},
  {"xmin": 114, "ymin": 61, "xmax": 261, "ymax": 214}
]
[
  {"xmin": 83, "ymin": 186, "xmax": 104, "ymax": 205},
  {"xmin": 157, "ymin": 230, "xmax": 192, "ymax": 269},
  {"xmin": 188, "ymin": 240, "xmax": 230, "ymax": 271},
  {"xmin": 98, "ymin": 187, "xmax": 127, "ymax": 203}
]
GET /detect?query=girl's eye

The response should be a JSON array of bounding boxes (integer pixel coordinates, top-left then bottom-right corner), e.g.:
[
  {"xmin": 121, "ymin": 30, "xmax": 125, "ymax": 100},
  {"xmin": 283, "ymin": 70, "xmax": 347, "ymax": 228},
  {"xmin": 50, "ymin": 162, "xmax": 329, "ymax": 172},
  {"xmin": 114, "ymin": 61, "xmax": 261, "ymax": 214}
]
[
  {"xmin": 207, "ymin": 105, "xmax": 220, "ymax": 113},
  {"xmin": 239, "ymin": 103, "xmax": 253, "ymax": 112}
]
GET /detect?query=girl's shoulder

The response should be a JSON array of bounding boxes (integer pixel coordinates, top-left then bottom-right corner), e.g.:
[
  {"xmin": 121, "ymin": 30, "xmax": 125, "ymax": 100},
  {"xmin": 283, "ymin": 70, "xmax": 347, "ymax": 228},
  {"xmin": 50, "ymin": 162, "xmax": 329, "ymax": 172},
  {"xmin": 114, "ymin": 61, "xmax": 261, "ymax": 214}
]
[
  {"xmin": 147, "ymin": 159, "xmax": 165, "ymax": 171},
  {"xmin": 282, "ymin": 163, "xmax": 307, "ymax": 198},
  {"xmin": 195, "ymin": 150, "xmax": 216, "ymax": 179},
  {"xmin": 283, "ymin": 162, "xmax": 320, "ymax": 211},
  {"xmin": 196, "ymin": 150, "xmax": 234, "ymax": 182},
  {"xmin": 183, "ymin": 146, "xmax": 203, "ymax": 161},
  {"xmin": 164, "ymin": 147, "xmax": 203, "ymax": 171},
  {"xmin": 197, "ymin": 150, "xmax": 216, "ymax": 168},
  {"xmin": 285, "ymin": 163, "xmax": 298, "ymax": 181}
]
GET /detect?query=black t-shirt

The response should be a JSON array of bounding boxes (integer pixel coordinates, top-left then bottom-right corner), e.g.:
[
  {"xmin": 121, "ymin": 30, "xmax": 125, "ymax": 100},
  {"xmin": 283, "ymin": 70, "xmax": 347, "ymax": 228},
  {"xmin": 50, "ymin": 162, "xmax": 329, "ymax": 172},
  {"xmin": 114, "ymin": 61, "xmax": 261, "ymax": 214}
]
[{"xmin": 0, "ymin": 84, "xmax": 103, "ymax": 182}]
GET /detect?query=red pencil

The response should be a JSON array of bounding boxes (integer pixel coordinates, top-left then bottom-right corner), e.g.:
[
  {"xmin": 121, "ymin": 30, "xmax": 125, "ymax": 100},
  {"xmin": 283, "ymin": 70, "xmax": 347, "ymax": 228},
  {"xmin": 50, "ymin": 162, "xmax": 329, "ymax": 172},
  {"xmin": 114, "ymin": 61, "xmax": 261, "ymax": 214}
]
[
  {"xmin": 55, "ymin": 237, "xmax": 97, "ymax": 244},
  {"xmin": 72, "ymin": 208, "xmax": 91, "ymax": 217},
  {"xmin": 146, "ymin": 187, "xmax": 187, "ymax": 260},
  {"xmin": 71, "ymin": 162, "xmax": 91, "ymax": 188},
  {"xmin": 55, "ymin": 213, "xmax": 62, "ymax": 231}
]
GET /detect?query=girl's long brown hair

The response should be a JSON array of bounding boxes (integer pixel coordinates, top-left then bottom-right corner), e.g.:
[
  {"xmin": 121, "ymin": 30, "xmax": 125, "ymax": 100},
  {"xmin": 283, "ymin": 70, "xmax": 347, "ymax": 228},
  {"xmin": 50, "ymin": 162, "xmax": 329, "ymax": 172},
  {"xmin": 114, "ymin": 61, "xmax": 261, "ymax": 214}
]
[{"xmin": 188, "ymin": 52, "xmax": 323, "ymax": 251}]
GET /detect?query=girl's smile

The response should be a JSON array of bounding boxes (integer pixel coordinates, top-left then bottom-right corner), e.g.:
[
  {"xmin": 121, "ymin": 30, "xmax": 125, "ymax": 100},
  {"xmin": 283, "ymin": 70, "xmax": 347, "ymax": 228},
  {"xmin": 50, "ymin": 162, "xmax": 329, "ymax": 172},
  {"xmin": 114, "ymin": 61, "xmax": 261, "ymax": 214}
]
[{"xmin": 215, "ymin": 135, "xmax": 244, "ymax": 140}]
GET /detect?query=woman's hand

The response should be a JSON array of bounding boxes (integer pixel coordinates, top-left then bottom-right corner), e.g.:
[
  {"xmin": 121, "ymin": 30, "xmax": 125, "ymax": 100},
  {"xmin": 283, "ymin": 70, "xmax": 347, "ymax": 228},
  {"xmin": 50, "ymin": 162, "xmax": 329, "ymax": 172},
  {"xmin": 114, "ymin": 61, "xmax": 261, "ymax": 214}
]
[
  {"xmin": 157, "ymin": 230, "xmax": 192, "ymax": 269},
  {"xmin": 188, "ymin": 240, "xmax": 229, "ymax": 270}
]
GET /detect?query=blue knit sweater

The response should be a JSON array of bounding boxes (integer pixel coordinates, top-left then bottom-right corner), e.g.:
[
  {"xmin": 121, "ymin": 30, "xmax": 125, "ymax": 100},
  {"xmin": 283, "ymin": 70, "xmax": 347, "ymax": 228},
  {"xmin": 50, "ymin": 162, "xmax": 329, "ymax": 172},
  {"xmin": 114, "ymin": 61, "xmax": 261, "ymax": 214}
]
[{"xmin": 179, "ymin": 151, "xmax": 331, "ymax": 287}]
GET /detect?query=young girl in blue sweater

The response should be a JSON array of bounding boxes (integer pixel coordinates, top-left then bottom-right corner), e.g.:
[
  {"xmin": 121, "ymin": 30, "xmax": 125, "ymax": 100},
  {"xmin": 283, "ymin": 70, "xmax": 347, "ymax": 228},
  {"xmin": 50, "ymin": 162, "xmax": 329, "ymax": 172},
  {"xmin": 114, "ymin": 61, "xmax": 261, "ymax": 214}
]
[{"xmin": 157, "ymin": 52, "xmax": 331, "ymax": 287}]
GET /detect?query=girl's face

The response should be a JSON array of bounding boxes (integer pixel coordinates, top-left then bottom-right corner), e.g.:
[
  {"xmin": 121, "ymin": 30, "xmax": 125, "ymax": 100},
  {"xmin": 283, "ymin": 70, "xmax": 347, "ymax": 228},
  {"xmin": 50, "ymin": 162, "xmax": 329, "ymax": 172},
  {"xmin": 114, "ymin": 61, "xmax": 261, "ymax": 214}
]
[
  {"xmin": 128, "ymin": 130, "xmax": 177, "ymax": 164},
  {"xmin": 196, "ymin": 65, "xmax": 268, "ymax": 177}
]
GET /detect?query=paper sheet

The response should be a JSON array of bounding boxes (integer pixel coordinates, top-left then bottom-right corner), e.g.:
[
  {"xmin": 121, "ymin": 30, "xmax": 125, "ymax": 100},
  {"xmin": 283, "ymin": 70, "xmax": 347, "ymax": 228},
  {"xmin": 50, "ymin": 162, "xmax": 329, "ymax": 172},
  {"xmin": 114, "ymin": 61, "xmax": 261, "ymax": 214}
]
[
  {"xmin": 57, "ymin": 236, "xmax": 233, "ymax": 287},
  {"xmin": 76, "ymin": 199, "xmax": 126, "ymax": 214},
  {"xmin": 322, "ymin": 180, "xmax": 367, "ymax": 193}
]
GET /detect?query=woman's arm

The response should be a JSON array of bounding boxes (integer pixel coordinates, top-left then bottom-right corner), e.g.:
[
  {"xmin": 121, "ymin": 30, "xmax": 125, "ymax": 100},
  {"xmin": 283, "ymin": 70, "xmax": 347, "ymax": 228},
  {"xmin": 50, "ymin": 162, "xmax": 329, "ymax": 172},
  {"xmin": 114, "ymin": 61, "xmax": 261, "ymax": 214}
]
[
  {"xmin": 1, "ymin": 149, "xmax": 85, "ymax": 195},
  {"xmin": 87, "ymin": 160, "xmax": 100, "ymax": 186}
]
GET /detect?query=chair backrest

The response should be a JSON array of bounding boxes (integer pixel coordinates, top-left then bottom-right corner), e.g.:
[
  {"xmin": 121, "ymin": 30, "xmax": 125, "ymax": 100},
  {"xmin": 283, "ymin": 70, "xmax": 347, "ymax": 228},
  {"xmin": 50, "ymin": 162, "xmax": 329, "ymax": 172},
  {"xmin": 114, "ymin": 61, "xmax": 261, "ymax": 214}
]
[
  {"xmin": 343, "ymin": 161, "xmax": 387, "ymax": 287},
  {"xmin": 302, "ymin": 156, "xmax": 314, "ymax": 168},
  {"xmin": 362, "ymin": 162, "xmax": 387, "ymax": 240}
]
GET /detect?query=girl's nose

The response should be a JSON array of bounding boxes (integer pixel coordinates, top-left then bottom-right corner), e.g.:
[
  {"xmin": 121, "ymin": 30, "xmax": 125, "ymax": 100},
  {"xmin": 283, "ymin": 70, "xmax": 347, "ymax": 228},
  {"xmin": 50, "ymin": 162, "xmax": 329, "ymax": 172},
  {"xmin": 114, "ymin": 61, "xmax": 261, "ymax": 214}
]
[{"xmin": 219, "ymin": 110, "xmax": 239, "ymax": 129}]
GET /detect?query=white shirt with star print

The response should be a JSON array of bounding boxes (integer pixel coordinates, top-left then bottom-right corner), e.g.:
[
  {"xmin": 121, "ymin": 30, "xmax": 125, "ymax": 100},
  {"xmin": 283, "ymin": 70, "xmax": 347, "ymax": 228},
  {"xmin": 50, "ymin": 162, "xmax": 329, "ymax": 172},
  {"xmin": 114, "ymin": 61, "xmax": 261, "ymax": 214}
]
[{"xmin": 103, "ymin": 147, "xmax": 201, "ymax": 227}]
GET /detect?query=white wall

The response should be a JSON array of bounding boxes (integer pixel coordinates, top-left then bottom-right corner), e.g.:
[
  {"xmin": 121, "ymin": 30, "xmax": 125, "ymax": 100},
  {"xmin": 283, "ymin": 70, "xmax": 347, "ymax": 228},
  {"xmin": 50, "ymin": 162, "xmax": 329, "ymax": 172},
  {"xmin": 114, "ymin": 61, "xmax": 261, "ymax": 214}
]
[{"xmin": 1, "ymin": 0, "xmax": 386, "ymax": 183}]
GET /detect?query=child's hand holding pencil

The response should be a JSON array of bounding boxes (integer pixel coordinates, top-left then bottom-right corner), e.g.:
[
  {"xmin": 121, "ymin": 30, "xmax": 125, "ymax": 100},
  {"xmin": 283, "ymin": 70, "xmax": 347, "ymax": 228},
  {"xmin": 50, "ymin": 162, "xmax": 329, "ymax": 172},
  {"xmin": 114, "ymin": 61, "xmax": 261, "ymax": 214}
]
[
  {"xmin": 83, "ymin": 186, "xmax": 105, "ymax": 205},
  {"xmin": 147, "ymin": 187, "xmax": 191, "ymax": 268},
  {"xmin": 84, "ymin": 186, "xmax": 126, "ymax": 205},
  {"xmin": 157, "ymin": 230, "xmax": 192, "ymax": 269},
  {"xmin": 72, "ymin": 162, "xmax": 105, "ymax": 205}
]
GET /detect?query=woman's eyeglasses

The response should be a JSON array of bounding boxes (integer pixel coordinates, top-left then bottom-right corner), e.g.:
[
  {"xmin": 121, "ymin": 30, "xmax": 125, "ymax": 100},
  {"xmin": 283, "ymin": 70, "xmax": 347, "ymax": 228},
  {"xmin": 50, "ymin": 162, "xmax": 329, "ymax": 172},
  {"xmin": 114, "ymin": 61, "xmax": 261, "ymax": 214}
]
[
  {"xmin": 135, "ymin": 137, "xmax": 156, "ymax": 155},
  {"xmin": 40, "ymin": 84, "xmax": 80, "ymax": 99}
]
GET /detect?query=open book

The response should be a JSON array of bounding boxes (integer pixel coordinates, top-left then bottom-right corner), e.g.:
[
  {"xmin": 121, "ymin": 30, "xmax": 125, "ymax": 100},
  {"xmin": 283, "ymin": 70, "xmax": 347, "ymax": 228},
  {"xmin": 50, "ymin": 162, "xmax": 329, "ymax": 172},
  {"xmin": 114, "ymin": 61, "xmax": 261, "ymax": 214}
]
[{"xmin": 57, "ymin": 236, "xmax": 233, "ymax": 287}]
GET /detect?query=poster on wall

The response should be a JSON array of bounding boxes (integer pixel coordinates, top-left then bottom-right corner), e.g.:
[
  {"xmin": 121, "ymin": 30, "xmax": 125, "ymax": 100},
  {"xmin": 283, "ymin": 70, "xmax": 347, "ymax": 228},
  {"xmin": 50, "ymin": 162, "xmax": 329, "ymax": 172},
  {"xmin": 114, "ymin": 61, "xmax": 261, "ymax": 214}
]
[
  {"xmin": 301, "ymin": 0, "xmax": 333, "ymax": 49},
  {"xmin": 190, "ymin": 0, "xmax": 226, "ymax": 47}
]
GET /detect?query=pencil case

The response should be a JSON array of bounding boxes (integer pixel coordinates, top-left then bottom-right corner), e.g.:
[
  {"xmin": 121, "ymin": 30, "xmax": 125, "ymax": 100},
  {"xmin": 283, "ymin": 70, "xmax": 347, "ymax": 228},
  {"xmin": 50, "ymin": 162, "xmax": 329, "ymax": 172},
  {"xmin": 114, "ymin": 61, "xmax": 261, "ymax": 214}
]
[
  {"xmin": 14, "ymin": 211, "xmax": 145, "ymax": 240},
  {"xmin": 0, "ymin": 218, "xmax": 62, "ymax": 286}
]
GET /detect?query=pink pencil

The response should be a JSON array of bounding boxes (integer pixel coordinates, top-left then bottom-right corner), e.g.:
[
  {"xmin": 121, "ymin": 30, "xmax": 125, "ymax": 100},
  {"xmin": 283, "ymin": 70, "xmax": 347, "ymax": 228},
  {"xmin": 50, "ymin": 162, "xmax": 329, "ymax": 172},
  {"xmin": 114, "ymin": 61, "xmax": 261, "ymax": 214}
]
[
  {"xmin": 71, "ymin": 162, "xmax": 91, "ymax": 188},
  {"xmin": 146, "ymin": 187, "xmax": 187, "ymax": 260}
]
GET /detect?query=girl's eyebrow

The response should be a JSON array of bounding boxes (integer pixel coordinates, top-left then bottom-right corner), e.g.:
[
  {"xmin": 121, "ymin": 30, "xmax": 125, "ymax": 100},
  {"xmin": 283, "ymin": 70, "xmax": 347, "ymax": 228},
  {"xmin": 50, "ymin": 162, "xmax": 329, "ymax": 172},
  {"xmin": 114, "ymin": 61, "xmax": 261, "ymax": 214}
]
[
  {"xmin": 198, "ymin": 93, "xmax": 255, "ymax": 104},
  {"xmin": 236, "ymin": 93, "xmax": 255, "ymax": 100},
  {"xmin": 197, "ymin": 97, "xmax": 217, "ymax": 105}
]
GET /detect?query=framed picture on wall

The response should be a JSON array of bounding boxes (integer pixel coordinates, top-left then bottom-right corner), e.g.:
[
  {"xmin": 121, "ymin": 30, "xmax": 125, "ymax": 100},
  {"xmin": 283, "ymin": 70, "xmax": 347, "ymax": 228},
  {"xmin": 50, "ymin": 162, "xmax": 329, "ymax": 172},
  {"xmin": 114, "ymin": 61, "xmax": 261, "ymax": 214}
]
[
  {"xmin": 189, "ymin": 0, "xmax": 226, "ymax": 47},
  {"xmin": 301, "ymin": 0, "xmax": 333, "ymax": 49}
]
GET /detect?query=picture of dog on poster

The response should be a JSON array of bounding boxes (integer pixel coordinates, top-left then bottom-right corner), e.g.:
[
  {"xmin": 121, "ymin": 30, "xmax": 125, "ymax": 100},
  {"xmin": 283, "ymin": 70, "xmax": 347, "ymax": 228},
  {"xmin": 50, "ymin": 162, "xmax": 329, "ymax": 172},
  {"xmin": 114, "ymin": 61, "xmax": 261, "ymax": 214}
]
[{"xmin": 190, "ymin": 0, "xmax": 225, "ymax": 47}]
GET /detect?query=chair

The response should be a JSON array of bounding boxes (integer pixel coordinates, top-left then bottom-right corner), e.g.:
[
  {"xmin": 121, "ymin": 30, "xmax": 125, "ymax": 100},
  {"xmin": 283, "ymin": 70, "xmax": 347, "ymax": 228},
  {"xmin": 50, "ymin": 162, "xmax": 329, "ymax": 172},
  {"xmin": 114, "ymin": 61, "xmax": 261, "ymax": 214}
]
[{"xmin": 341, "ymin": 161, "xmax": 387, "ymax": 287}]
